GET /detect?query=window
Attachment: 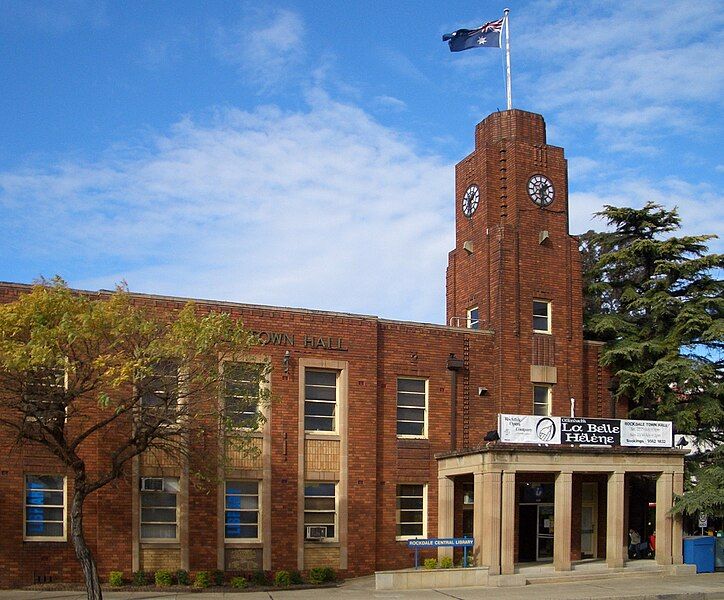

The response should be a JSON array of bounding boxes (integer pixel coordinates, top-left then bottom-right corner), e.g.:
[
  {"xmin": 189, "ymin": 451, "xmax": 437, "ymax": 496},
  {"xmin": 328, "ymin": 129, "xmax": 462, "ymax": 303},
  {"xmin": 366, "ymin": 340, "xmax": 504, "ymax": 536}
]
[
  {"xmin": 304, "ymin": 369, "xmax": 337, "ymax": 432},
  {"xmin": 23, "ymin": 367, "xmax": 66, "ymax": 426},
  {"xmin": 396, "ymin": 484, "xmax": 425, "ymax": 539},
  {"xmin": 25, "ymin": 475, "xmax": 66, "ymax": 540},
  {"xmin": 225, "ymin": 481, "xmax": 260, "ymax": 541},
  {"xmin": 304, "ymin": 482, "xmax": 336, "ymax": 541},
  {"xmin": 223, "ymin": 362, "xmax": 262, "ymax": 428},
  {"xmin": 533, "ymin": 300, "xmax": 551, "ymax": 333},
  {"xmin": 533, "ymin": 385, "xmax": 552, "ymax": 416},
  {"xmin": 141, "ymin": 361, "xmax": 179, "ymax": 409},
  {"xmin": 396, "ymin": 378, "xmax": 427, "ymax": 437},
  {"xmin": 140, "ymin": 477, "xmax": 179, "ymax": 540},
  {"xmin": 466, "ymin": 306, "xmax": 480, "ymax": 330}
]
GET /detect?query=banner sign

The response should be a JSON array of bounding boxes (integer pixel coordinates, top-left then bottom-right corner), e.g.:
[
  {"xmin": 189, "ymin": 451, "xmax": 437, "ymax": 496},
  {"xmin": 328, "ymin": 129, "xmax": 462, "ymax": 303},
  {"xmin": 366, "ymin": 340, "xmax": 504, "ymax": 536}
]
[
  {"xmin": 407, "ymin": 537, "xmax": 474, "ymax": 548},
  {"xmin": 498, "ymin": 414, "xmax": 672, "ymax": 448}
]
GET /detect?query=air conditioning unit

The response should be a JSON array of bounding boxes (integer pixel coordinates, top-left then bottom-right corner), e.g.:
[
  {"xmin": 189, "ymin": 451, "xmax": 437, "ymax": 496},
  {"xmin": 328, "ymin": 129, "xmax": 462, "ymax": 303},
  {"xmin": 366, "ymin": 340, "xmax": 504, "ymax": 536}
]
[
  {"xmin": 305, "ymin": 526, "xmax": 327, "ymax": 540},
  {"xmin": 141, "ymin": 477, "xmax": 163, "ymax": 491}
]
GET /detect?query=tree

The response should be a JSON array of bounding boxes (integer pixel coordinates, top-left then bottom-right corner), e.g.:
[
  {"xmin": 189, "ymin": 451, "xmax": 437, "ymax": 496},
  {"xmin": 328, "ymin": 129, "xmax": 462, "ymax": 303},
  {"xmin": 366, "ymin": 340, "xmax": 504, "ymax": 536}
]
[
  {"xmin": 0, "ymin": 278, "xmax": 267, "ymax": 600},
  {"xmin": 582, "ymin": 202, "xmax": 723, "ymax": 516}
]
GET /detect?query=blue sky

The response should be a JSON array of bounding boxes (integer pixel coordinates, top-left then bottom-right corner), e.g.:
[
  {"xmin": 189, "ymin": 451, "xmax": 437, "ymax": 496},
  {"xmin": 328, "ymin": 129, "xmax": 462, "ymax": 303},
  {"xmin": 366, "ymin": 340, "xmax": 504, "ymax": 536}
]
[{"xmin": 1, "ymin": 0, "xmax": 722, "ymax": 324}]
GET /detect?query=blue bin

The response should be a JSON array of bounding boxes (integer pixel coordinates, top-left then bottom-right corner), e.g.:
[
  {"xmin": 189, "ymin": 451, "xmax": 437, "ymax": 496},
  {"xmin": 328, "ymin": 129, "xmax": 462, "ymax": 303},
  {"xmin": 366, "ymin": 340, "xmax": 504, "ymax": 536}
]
[{"xmin": 683, "ymin": 536, "xmax": 716, "ymax": 573}]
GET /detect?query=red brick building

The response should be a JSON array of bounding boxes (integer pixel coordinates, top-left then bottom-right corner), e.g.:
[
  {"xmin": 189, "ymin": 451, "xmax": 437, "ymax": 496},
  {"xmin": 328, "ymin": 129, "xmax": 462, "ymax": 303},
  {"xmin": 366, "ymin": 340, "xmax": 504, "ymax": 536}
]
[{"xmin": 0, "ymin": 110, "xmax": 686, "ymax": 588}]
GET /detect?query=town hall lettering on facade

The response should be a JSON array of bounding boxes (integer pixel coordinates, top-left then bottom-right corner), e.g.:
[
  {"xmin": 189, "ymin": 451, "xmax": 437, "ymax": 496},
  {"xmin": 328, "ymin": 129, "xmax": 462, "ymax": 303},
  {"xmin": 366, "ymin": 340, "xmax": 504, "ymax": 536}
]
[{"xmin": 0, "ymin": 110, "xmax": 689, "ymax": 587}]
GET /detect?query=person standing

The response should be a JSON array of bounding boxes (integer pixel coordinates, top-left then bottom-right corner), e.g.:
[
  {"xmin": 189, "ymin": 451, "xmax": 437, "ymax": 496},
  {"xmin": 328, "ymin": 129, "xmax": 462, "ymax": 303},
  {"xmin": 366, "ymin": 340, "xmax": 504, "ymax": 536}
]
[{"xmin": 629, "ymin": 528, "xmax": 641, "ymax": 559}]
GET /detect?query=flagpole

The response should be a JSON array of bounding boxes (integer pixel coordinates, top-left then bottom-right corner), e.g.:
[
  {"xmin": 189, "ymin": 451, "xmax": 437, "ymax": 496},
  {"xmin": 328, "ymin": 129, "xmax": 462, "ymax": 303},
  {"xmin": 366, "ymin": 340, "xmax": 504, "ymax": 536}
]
[{"xmin": 503, "ymin": 8, "xmax": 512, "ymax": 110}]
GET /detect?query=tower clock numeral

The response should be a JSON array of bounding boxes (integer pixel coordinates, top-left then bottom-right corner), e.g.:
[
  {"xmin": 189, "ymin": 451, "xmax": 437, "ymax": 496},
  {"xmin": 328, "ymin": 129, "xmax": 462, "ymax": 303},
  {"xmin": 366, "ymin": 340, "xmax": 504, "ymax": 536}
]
[{"xmin": 462, "ymin": 185, "xmax": 480, "ymax": 217}]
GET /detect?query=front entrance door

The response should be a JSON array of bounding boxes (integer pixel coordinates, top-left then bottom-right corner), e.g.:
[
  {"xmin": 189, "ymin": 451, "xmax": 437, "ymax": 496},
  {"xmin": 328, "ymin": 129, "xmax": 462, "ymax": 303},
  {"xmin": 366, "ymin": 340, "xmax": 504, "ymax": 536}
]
[
  {"xmin": 581, "ymin": 482, "xmax": 598, "ymax": 558},
  {"xmin": 537, "ymin": 504, "xmax": 554, "ymax": 560}
]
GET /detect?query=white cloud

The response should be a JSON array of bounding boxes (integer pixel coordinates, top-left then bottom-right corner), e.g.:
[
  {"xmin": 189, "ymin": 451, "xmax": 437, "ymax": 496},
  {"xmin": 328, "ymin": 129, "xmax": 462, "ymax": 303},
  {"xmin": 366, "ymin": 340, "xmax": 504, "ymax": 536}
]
[
  {"xmin": 215, "ymin": 7, "xmax": 306, "ymax": 91},
  {"xmin": 0, "ymin": 92, "xmax": 454, "ymax": 322},
  {"xmin": 374, "ymin": 95, "xmax": 408, "ymax": 112}
]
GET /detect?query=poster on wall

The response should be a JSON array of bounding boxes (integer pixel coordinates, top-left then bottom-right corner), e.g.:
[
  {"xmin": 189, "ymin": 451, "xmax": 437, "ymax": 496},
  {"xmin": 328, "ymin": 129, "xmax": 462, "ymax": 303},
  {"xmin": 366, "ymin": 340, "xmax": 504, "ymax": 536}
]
[
  {"xmin": 620, "ymin": 419, "xmax": 672, "ymax": 447},
  {"xmin": 498, "ymin": 414, "xmax": 561, "ymax": 444},
  {"xmin": 498, "ymin": 414, "xmax": 672, "ymax": 448}
]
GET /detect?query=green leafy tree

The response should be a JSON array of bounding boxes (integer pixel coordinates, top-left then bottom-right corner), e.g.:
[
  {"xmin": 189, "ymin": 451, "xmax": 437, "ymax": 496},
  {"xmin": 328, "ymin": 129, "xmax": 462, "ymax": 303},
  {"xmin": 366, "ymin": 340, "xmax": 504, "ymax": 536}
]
[
  {"xmin": 0, "ymin": 278, "xmax": 268, "ymax": 600},
  {"xmin": 582, "ymin": 202, "xmax": 723, "ymax": 516}
]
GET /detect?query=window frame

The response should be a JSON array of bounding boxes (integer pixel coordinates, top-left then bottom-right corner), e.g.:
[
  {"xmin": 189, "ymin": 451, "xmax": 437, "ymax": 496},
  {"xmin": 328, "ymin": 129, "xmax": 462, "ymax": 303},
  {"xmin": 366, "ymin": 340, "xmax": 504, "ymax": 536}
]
[
  {"xmin": 395, "ymin": 483, "xmax": 427, "ymax": 541},
  {"xmin": 303, "ymin": 481, "xmax": 338, "ymax": 542},
  {"xmin": 303, "ymin": 368, "xmax": 339, "ymax": 434},
  {"xmin": 466, "ymin": 306, "xmax": 480, "ymax": 330},
  {"xmin": 396, "ymin": 377, "xmax": 428, "ymax": 439},
  {"xmin": 139, "ymin": 476, "xmax": 180, "ymax": 542},
  {"xmin": 23, "ymin": 474, "xmax": 67, "ymax": 542},
  {"xmin": 224, "ymin": 480, "xmax": 261, "ymax": 543},
  {"xmin": 533, "ymin": 300, "xmax": 552, "ymax": 334},
  {"xmin": 533, "ymin": 384, "xmax": 553, "ymax": 416},
  {"xmin": 221, "ymin": 361, "xmax": 265, "ymax": 431}
]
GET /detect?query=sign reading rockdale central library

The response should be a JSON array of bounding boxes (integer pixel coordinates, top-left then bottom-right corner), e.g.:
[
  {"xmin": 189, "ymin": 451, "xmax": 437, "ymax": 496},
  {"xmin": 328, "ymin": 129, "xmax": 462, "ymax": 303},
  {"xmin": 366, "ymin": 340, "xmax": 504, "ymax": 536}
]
[{"xmin": 498, "ymin": 414, "xmax": 672, "ymax": 447}]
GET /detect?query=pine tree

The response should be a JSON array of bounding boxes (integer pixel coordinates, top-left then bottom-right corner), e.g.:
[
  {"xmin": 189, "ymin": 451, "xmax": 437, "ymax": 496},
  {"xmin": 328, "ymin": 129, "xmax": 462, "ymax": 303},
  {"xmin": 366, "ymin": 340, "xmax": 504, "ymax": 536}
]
[{"xmin": 583, "ymin": 202, "xmax": 723, "ymax": 516}]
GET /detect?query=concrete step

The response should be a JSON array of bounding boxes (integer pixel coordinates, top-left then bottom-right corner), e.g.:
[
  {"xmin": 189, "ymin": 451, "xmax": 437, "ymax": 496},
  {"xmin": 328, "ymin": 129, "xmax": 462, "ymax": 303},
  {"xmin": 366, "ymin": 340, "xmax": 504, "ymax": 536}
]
[{"xmin": 524, "ymin": 566, "xmax": 666, "ymax": 585}]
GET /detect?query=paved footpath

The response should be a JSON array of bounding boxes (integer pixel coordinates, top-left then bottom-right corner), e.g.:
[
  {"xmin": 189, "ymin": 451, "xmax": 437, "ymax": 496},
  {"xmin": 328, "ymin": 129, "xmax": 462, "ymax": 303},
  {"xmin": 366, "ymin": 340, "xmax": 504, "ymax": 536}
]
[{"xmin": 1, "ymin": 572, "xmax": 722, "ymax": 600}]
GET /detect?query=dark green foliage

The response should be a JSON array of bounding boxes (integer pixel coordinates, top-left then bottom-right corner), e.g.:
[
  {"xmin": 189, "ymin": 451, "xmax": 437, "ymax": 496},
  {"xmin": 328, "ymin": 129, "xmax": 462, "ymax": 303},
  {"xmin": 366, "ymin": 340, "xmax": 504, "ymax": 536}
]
[
  {"xmin": 154, "ymin": 570, "xmax": 172, "ymax": 587},
  {"xmin": 175, "ymin": 569, "xmax": 190, "ymax": 585},
  {"xmin": 108, "ymin": 571, "xmax": 123, "ymax": 587},
  {"xmin": 581, "ymin": 202, "xmax": 723, "ymax": 516},
  {"xmin": 308, "ymin": 566, "xmax": 336, "ymax": 583},
  {"xmin": 274, "ymin": 570, "xmax": 291, "ymax": 586},
  {"xmin": 132, "ymin": 571, "xmax": 150, "ymax": 586},
  {"xmin": 212, "ymin": 569, "xmax": 224, "ymax": 586},
  {"xmin": 250, "ymin": 570, "xmax": 270, "ymax": 586},
  {"xmin": 290, "ymin": 569, "xmax": 304, "ymax": 585},
  {"xmin": 231, "ymin": 576, "xmax": 247, "ymax": 589},
  {"xmin": 193, "ymin": 571, "xmax": 211, "ymax": 589}
]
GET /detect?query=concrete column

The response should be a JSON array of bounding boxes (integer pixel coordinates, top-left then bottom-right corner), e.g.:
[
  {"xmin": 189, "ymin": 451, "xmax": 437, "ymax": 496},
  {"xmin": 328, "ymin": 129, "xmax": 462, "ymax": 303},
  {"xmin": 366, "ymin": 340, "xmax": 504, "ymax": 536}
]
[
  {"xmin": 554, "ymin": 471, "xmax": 573, "ymax": 571},
  {"xmin": 473, "ymin": 471, "xmax": 484, "ymax": 567},
  {"xmin": 437, "ymin": 475, "xmax": 455, "ymax": 561},
  {"xmin": 501, "ymin": 471, "xmax": 516, "ymax": 575},
  {"xmin": 606, "ymin": 471, "xmax": 625, "ymax": 568},
  {"xmin": 656, "ymin": 472, "xmax": 674, "ymax": 566},
  {"xmin": 672, "ymin": 471, "xmax": 684, "ymax": 564},
  {"xmin": 480, "ymin": 470, "xmax": 502, "ymax": 574}
]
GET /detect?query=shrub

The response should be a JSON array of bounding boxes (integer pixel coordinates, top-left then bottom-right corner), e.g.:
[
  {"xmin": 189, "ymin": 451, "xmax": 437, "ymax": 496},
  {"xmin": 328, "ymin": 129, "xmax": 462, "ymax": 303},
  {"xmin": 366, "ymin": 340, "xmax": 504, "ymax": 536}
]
[
  {"xmin": 308, "ymin": 567, "xmax": 326, "ymax": 584},
  {"xmin": 154, "ymin": 570, "xmax": 173, "ymax": 587},
  {"xmin": 439, "ymin": 556, "xmax": 453, "ymax": 569},
  {"xmin": 212, "ymin": 569, "xmax": 224, "ymax": 586},
  {"xmin": 308, "ymin": 566, "xmax": 336, "ymax": 584},
  {"xmin": 175, "ymin": 569, "xmax": 190, "ymax": 585},
  {"xmin": 193, "ymin": 571, "xmax": 211, "ymax": 589},
  {"xmin": 251, "ymin": 570, "xmax": 269, "ymax": 586},
  {"xmin": 423, "ymin": 558, "xmax": 438, "ymax": 570},
  {"xmin": 108, "ymin": 571, "xmax": 123, "ymax": 587},
  {"xmin": 290, "ymin": 569, "xmax": 304, "ymax": 585},
  {"xmin": 231, "ymin": 576, "xmax": 247, "ymax": 589},
  {"xmin": 132, "ymin": 571, "xmax": 150, "ymax": 586},
  {"xmin": 274, "ymin": 570, "xmax": 291, "ymax": 587}
]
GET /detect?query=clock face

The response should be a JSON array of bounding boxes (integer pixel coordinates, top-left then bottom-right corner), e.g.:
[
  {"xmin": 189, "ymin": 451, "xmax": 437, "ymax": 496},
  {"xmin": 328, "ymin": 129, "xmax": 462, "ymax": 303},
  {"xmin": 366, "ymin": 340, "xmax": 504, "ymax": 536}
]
[
  {"xmin": 462, "ymin": 185, "xmax": 480, "ymax": 217},
  {"xmin": 528, "ymin": 175, "xmax": 555, "ymax": 207}
]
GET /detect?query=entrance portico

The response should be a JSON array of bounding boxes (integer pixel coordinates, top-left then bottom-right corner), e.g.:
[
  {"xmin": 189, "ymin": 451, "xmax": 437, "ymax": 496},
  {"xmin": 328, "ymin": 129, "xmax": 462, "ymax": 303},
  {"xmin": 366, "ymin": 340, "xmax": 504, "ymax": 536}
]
[{"xmin": 436, "ymin": 445, "xmax": 686, "ymax": 575}]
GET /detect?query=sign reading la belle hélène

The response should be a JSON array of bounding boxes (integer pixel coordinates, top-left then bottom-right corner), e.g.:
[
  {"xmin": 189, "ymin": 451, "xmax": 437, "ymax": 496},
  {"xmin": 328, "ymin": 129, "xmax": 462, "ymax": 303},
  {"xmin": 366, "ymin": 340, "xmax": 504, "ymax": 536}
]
[
  {"xmin": 250, "ymin": 330, "xmax": 347, "ymax": 351},
  {"xmin": 498, "ymin": 414, "xmax": 673, "ymax": 448}
]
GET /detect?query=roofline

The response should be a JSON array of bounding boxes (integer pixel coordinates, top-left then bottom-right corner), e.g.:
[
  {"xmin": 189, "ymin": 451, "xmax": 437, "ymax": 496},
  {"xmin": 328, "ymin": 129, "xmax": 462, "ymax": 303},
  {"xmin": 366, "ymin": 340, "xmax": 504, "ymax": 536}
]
[{"xmin": 0, "ymin": 280, "xmax": 493, "ymax": 334}]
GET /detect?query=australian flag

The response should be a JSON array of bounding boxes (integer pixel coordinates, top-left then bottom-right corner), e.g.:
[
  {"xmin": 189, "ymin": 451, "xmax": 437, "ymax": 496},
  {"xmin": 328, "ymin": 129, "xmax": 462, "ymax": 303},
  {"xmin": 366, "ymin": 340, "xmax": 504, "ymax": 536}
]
[{"xmin": 442, "ymin": 17, "xmax": 504, "ymax": 52}]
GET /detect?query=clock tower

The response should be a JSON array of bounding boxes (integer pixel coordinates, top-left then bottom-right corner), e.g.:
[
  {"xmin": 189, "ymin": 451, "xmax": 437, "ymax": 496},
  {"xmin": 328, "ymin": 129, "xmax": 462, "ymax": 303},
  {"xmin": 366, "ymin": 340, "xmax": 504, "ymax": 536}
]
[{"xmin": 446, "ymin": 109, "xmax": 585, "ymax": 418}]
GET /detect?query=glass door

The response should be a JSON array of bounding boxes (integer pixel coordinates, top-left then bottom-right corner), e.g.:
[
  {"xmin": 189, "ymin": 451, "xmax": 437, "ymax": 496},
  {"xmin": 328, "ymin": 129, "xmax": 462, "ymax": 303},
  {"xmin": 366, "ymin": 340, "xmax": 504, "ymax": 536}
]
[{"xmin": 537, "ymin": 504, "xmax": 554, "ymax": 561}]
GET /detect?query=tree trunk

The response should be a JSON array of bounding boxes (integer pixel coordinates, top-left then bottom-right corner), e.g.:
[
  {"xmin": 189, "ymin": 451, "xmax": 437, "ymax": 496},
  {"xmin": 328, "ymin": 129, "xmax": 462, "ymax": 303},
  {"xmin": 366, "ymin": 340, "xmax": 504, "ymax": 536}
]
[{"xmin": 70, "ymin": 488, "xmax": 103, "ymax": 600}]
